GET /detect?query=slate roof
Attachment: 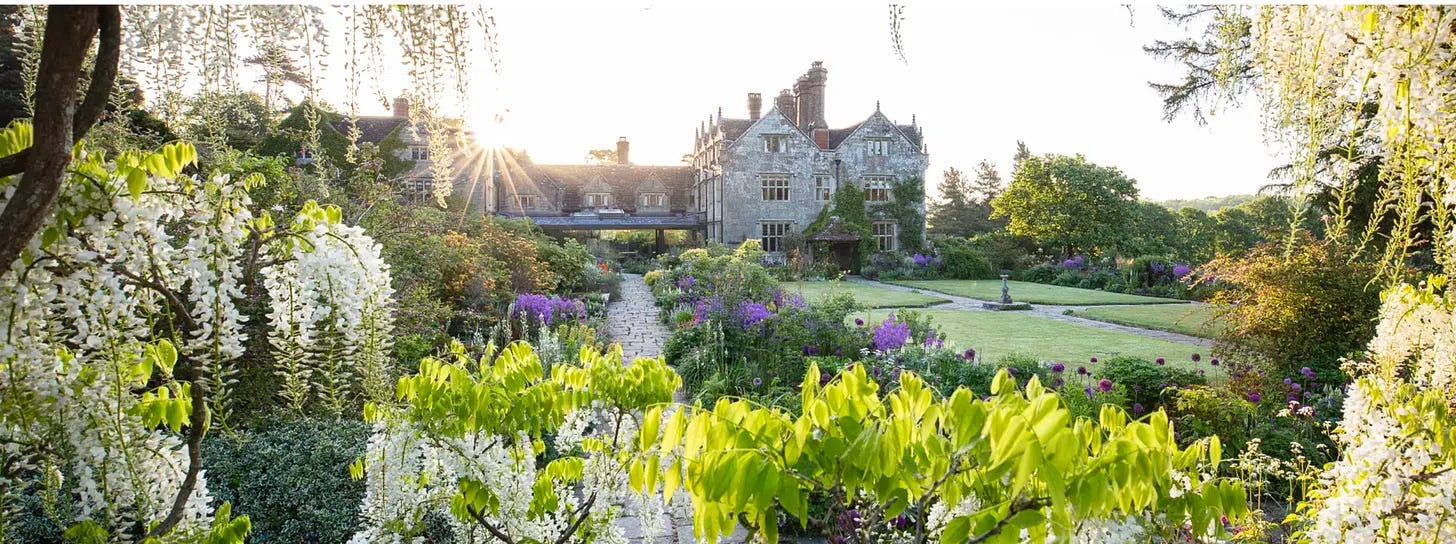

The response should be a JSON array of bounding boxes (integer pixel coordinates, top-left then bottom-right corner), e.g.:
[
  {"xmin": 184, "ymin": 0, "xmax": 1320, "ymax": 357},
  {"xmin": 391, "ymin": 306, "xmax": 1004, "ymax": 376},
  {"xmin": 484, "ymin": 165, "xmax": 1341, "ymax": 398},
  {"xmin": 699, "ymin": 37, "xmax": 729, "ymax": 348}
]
[
  {"xmin": 500, "ymin": 151, "xmax": 696, "ymax": 213},
  {"xmin": 720, "ymin": 118, "xmax": 754, "ymax": 141},
  {"xmin": 330, "ymin": 116, "xmax": 407, "ymax": 144}
]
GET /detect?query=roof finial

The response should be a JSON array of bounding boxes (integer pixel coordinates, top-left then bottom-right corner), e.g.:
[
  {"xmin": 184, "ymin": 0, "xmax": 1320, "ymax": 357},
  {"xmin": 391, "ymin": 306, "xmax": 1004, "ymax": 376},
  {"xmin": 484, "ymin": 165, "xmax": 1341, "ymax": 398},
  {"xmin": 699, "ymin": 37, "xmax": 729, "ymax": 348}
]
[
  {"xmin": 911, "ymin": 114, "xmax": 916, "ymax": 127},
  {"xmin": 876, "ymin": 100, "xmax": 881, "ymax": 112}
]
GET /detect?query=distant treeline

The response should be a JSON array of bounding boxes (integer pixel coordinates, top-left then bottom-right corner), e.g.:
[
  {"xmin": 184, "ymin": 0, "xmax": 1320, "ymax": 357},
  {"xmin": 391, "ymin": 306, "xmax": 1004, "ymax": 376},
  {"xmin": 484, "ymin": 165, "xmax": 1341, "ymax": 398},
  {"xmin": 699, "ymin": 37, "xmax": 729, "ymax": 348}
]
[{"xmin": 1156, "ymin": 194, "xmax": 1259, "ymax": 212}]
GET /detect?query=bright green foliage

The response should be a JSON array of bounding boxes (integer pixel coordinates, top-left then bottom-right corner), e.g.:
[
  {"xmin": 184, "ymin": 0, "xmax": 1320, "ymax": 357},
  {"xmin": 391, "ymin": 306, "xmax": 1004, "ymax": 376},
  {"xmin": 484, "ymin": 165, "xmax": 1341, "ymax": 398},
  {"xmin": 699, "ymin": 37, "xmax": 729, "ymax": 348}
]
[
  {"xmin": 641, "ymin": 364, "xmax": 1246, "ymax": 543},
  {"xmin": 363, "ymin": 341, "xmax": 681, "ymax": 539},
  {"xmin": 991, "ymin": 154, "xmax": 1140, "ymax": 258}
]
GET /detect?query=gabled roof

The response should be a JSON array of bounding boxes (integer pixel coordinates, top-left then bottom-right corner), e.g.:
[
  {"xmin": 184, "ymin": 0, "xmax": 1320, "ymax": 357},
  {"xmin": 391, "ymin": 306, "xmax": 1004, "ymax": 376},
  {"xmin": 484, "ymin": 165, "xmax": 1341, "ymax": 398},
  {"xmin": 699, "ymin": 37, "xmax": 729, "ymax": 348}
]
[
  {"xmin": 809, "ymin": 216, "xmax": 862, "ymax": 242},
  {"xmin": 501, "ymin": 150, "xmax": 695, "ymax": 211},
  {"xmin": 823, "ymin": 111, "xmax": 924, "ymax": 152},
  {"xmin": 330, "ymin": 116, "xmax": 407, "ymax": 144},
  {"xmin": 721, "ymin": 118, "xmax": 754, "ymax": 141}
]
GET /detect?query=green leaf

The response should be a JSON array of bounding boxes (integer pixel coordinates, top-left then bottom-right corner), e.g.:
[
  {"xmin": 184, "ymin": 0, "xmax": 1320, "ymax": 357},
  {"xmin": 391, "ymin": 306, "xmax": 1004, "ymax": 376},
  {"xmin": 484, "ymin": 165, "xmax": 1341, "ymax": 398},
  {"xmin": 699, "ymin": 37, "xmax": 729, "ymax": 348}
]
[
  {"xmin": 127, "ymin": 167, "xmax": 147, "ymax": 200},
  {"xmin": 1208, "ymin": 435, "xmax": 1222, "ymax": 468}
]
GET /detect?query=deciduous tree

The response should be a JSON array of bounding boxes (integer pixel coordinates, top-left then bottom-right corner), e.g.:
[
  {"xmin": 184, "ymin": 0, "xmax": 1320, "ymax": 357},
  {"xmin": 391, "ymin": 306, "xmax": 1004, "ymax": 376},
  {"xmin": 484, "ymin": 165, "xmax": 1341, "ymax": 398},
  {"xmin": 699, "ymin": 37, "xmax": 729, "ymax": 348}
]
[{"xmin": 990, "ymin": 154, "xmax": 1139, "ymax": 257}]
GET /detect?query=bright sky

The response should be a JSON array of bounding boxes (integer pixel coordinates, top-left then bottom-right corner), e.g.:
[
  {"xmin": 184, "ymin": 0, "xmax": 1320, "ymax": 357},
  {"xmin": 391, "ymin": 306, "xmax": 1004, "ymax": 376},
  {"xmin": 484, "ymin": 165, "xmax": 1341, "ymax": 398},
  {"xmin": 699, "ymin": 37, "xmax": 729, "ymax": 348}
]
[{"xmin": 339, "ymin": 1, "xmax": 1284, "ymax": 201}]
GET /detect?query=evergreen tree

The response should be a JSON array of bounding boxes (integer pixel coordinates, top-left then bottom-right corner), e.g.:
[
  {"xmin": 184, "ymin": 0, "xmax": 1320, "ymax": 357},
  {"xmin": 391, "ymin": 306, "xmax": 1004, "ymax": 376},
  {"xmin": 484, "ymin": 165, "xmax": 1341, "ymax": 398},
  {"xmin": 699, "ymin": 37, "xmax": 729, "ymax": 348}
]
[
  {"xmin": 1013, "ymin": 140, "xmax": 1032, "ymax": 166},
  {"xmin": 927, "ymin": 167, "xmax": 977, "ymax": 237},
  {"xmin": 968, "ymin": 159, "xmax": 1004, "ymax": 204}
]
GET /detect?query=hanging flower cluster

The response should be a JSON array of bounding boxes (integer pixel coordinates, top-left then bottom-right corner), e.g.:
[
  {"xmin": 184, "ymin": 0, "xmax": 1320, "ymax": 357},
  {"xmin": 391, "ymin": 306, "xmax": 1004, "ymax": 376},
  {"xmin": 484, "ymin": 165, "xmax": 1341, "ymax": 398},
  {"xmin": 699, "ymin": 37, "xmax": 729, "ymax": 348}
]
[{"xmin": 0, "ymin": 130, "xmax": 394, "ymax": 539}]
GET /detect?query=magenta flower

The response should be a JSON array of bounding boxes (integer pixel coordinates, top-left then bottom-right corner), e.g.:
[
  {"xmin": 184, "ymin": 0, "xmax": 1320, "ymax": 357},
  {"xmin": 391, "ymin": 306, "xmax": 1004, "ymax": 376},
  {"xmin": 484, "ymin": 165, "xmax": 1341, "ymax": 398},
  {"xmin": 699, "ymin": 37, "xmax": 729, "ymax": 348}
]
[
  {"xmin": 1155, "ymin": 357, "xmax": 1165, "ymax": 365},
  {"xmin": 854, "ymin": 318, "xmax": 864, "ymax": 327},
  {"xmin": 1097, "ymin": 379, "xmax": 1112, "ymax": 392}
]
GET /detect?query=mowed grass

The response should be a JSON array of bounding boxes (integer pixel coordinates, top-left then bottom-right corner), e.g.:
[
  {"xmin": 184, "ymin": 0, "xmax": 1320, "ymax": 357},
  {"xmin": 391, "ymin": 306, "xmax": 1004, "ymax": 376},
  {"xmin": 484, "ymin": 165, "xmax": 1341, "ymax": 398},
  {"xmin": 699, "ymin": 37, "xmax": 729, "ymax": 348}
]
[
  {"xmin": 1072, "ymin": 303, "xmax": 1229, "ymax": 339},
  {"xmin": 852, "ymin": 308, "xmax": 1213, "ymax": 372},
  {"xmin": 782, "ymin": 281, "xmax": 948, "ymax": 309},
  {"xmin": 888, "ymin": 279, "xmax": 1184, "ymax": 306}
]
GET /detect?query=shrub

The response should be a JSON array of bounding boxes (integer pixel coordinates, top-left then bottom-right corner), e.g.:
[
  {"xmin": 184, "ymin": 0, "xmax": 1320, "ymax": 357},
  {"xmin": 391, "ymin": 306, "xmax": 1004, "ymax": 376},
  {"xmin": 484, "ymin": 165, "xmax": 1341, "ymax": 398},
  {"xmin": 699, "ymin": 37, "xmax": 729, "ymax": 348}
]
[
  {"xmin": 934, "ymin": 237, "xmax": 995, "ymax": 279},
  {"xmin": 967, "ymin": 231, "xmax": 1040, "ymax": 272},
  {"xmin": 1019, "ymin": 262, "xmax": 1062, "ymax": 283},
  {"xmin": 203, "ymin": 418, "xmax": 372, "ymax": 544},
  {"xmin": 1096, "ymin": 356, "xmax": 1206, "ymax": 411},
  {"xmin": 1204, "ymin": 238, "xmax": 1380, "ymax": 384},
  {"xmin": 1051, "ymin": 269, "xmax": 1083, "ymax": 287}
]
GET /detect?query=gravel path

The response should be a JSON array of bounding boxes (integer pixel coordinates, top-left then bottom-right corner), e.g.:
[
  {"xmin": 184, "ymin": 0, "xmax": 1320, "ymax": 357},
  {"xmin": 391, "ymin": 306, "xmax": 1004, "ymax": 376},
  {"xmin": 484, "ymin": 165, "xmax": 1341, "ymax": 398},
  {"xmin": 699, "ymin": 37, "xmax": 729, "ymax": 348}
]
[{"xmin": 846, "ymin": 277, "xmax": 1213, "ymax": 348}]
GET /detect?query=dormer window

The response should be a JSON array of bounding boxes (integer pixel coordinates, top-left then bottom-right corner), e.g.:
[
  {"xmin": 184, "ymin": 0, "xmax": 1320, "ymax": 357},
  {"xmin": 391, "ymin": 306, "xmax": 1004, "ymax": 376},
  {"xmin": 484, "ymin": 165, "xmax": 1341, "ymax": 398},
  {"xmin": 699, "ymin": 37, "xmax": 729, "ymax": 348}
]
[
  {"xmin": 409, "ymin": 146, "xmax": 430, "ymax": 161},
  {"xmin": 868, "ymin": 139, "xmax": 890, "ymax": 156},
  {"xmin": 585, "ymin": 193, "xmax": 612, "ymax": 208},
  {"xmin": 640, "ymin": 193, "xmax": 666, "ymax": 207},
  {"xmin": 763, "ymin": 134, "xmax": 788, "ymax": 153},
  {"xmin": 515, "ymin": 194, "xmax": 537, "ymax": 210}
]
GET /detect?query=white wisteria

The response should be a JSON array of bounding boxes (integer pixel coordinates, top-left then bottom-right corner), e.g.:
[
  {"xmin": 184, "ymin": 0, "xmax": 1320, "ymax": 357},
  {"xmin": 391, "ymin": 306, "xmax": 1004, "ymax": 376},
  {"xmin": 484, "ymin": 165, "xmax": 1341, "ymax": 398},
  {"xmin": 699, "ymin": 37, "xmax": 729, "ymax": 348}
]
[
  {"xmin": 1250, "ymin": 6, "xmax": 1456, "ymax": 542},
  {"xmin": 0, "ymin": 127, "xmax": 395, "ymax": 539}
]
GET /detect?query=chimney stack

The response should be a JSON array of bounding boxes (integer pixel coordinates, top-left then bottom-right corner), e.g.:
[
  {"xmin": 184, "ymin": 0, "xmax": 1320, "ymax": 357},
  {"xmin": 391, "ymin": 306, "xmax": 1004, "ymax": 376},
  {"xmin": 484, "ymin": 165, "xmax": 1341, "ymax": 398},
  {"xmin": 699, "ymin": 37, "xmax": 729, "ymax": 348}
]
[
  {"xmin": 794, "ymin": 74, "xmax": 809, "ymax": 129},
  {"xmin": 775, "ymin": 89, "xmax": 796, "ymax": 124},
  {"xmin": 804, "ymin": 61, "xmax": 827, "ymax": 130},
  {"xmin": 747, "ymin": 93, "xmax": 762, "ymax": 120},
  {"xmin": 616, "ymin": 136, "xmax": 629, "ymax": 165},
  {"xmin": 393, "ymin": 96, "xmax": 410, "ymax": 118}
]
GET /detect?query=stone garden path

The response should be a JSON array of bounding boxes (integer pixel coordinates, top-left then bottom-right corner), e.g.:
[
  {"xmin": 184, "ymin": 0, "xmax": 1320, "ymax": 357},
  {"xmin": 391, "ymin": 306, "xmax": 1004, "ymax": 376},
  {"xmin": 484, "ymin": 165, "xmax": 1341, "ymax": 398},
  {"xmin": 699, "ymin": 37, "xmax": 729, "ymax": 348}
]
[
  {"xmin": 607, "ymin": 273, "xmax": 671, "ymax": 363},
  {"xmin": 606, "ymin": 274, "xmax": 759, "ymax": 544},
  {"xmin": 847, "ymin": 277, "xmax": 1213, "ymax": 348}
]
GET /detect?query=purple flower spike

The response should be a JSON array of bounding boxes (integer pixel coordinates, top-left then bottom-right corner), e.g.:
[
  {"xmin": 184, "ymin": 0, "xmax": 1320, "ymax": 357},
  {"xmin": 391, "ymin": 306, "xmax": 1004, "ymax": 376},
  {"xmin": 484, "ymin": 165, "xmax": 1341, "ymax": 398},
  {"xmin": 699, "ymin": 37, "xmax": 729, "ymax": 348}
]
[{"xmin": 1097, "ymin": 379, "xmax": 1112, "ymax": 393}]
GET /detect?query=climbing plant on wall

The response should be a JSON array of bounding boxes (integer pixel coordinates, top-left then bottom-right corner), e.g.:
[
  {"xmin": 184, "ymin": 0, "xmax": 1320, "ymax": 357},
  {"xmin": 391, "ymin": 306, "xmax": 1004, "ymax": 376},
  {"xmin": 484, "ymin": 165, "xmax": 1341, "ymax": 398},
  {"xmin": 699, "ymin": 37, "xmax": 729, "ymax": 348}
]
[
  {"xmin": 805, "ymin": 182, "xmax": 877, "ymax": 265},
  {"xmin": 874, "ymin": 176, "xmax": 926, "ymax": 252}
]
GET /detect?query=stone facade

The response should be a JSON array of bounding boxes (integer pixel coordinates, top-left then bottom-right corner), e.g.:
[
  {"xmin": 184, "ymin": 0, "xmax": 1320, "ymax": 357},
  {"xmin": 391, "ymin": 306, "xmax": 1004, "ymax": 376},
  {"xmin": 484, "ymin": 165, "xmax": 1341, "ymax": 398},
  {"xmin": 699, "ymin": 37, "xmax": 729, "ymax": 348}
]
[
  {"xmin": 690, "ymin": 61, "xmax": 929, "ymax": 254},
  {"xmin": 493, "ymin": 142, "xmax": 695, "ymax": 219},
  {"xmin": 328, "ymin": 97, "xmax": 495, "ymax": 212}
]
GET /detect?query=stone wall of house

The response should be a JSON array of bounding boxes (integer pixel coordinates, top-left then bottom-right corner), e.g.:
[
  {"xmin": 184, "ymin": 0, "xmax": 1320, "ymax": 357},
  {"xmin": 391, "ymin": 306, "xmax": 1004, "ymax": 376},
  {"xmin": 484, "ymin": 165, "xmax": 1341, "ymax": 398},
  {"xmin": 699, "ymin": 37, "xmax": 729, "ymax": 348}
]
[{"xmin": 717, "ymin": 109, "xmax": 833, "ymax": 245}]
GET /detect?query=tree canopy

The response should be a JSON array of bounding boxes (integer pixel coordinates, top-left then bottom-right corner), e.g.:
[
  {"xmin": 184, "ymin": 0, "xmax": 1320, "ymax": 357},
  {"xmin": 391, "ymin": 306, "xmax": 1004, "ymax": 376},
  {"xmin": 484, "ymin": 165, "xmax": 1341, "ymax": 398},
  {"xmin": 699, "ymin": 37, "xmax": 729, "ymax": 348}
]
[{"xmin": 990, "ymin": 154, "xmax": 1139, "ymax": 257}]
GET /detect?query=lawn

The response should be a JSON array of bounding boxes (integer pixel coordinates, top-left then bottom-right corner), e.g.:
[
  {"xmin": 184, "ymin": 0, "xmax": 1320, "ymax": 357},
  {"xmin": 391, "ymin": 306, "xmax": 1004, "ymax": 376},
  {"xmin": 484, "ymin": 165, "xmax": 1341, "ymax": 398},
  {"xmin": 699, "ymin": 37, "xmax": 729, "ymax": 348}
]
[
  {"xmin": 853, "ymin": 308, "xmax": 1215, "ymax": 373},
  {"xmin": 887, "ymin": 280, "xmax": 1185, "ymax": 306},
  {"xmin": 1072, "ymin": 303, "xmax": 1229, "ymax": 339},
  {"xmin": 782, "ymin": 280, "xmax": 948, "ymax": 309}
]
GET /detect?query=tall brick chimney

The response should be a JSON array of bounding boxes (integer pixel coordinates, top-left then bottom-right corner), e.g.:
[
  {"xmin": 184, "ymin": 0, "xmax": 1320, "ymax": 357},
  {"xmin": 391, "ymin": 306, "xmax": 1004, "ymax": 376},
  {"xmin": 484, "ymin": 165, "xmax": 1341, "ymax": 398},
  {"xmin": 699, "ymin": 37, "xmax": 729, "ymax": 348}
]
[
  {"xmin": 747, "ymin": 93, "xmax": 762, "ymax": 120},
  {"xmin": 616, "ymin": 136, "xmax": 629, "ymax": 165},
  {"xmin": 804, "ymin": 61, "xmax": 827, "ymax": 129},
  {"xmin": 393, "ymin": 96, "xmax": 410, "ymax": 118},
  {"xmin": 775, "ymin": 89, "xmax": 796, "ymax": 124},
  {"xmin": 793, "ymin": 74, "xmax": 810, "ymax": 130}
]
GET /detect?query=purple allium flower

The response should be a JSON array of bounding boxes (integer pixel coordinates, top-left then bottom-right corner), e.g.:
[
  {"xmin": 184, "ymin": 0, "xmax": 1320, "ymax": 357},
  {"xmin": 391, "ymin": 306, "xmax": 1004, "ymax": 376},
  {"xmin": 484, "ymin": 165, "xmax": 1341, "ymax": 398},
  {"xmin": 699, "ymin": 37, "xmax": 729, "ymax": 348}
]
[
  {"xmin": 820, "ymin": 372, "xmax": 832, "ymax": 386},
  {"xmin": 1077, "ymin": 366, "xmax": 1088, "ymax": 375},
  {"xmin": 1133, "ymin": 403, "xmax": 1144, "ymax": 414},
  {"xmin": 737, "ymin": 301, "xmax": 773, "ymax": 329},
  {"xmin": 1051, "ymin": 362, "xmax": 1065, "ymax": 373},
  {"xmin": 872, "ymin": 317, "xmax": 912, "ymax": 352},
  {"xmin": 1006, "ymin": 367, "xmax": 1017, "ymax": 376},
  {"xmin": 675, "ymin": 275, "xmax": 696, "ymax": 290},
  {"xmin": 1291, "ymin": 382, "xmax": 1301, "ymax": 391},
  {"xmin": 892, "ymin": 514, "xmax": 913, "ymax": 530},
  {"xmin": 1084, "ymin": 386, "xmax": 1095, "ymax": 399},
  {"xmin": 1051, "ymin": 377, "xmax": 1064, "ymax": 389},
  {"xmin": 1210, "ymin": 358, "xmax": 1220, "ymax": 366},
  {"xmin": 1248, "ymin": 392, "xmax": 1261, "ymax": 403},
  {"xmin": 1090, "ymin": 357, "xmax": 1098, "ymax": 363},
  {"xmin": 872, "ymin": 367, "xmax": 881, "ymax": 377},
  {"xmin": 962, "ymin": 348, "xmax": 977, "ymax": 361},
  {"xmin": 1155, "ymin": 357, "xmax": 1165, "ymax": 365},
  {"xmin": 1284, "ymin": 378, "xmax": 1293, "ymax": 385},
  {"xmin": 1097, "ymin": 379, "xmax": 1112, "ymax": 393},
  {"xmin": 752, "ymin": 377, "xmax": 763, "ymax": 387},
  {"xmin": 922, "ymin": 334, "xmax": 938, "ymax": 348},
  {"xmin": 1191, "ymin": 353, "xmax": 1202, "ymax": 362},
  {"xmin": 1301, "ymin": 366, "xmax": 1316, "ymax": 379},
  {"xmin": 1133, "ymin": 385, "xmax": 1142, "ymax": 392},
  {"xmin": 854, "ymin": 318, "xmax": 865, "ymax": 327}
]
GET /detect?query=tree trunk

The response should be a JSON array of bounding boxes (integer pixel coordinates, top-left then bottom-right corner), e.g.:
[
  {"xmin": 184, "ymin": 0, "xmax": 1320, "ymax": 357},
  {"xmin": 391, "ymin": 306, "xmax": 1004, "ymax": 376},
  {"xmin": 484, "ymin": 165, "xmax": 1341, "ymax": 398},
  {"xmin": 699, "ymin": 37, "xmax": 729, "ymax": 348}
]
[{"xmin": 0, "ymin": 6, "xmax": 119, "ymax": 274}]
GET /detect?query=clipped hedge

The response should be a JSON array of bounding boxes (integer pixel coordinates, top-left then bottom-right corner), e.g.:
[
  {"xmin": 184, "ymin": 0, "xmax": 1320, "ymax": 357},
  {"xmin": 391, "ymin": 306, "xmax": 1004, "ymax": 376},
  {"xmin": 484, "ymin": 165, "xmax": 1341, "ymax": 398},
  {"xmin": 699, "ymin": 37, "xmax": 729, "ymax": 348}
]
[{"xmin": 203, "ymin": 417, "xmax": 372, "ymax": 543}]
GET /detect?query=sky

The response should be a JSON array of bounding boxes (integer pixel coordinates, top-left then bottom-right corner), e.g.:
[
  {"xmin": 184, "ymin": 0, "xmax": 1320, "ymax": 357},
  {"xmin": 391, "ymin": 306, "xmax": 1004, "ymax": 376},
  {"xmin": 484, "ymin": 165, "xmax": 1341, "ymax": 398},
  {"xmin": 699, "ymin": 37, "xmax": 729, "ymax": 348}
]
[{"xmin": 335, "ymin": 1, "xmax": 1285, "ymax": 202}]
